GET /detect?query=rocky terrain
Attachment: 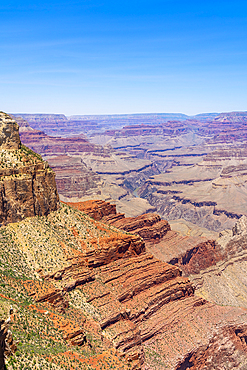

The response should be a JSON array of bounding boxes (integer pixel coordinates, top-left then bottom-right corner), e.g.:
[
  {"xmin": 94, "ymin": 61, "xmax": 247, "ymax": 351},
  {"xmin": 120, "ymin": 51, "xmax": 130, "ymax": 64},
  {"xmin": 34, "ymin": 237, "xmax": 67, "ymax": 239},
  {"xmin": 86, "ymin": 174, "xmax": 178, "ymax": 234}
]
[
  {"xmin": 65, "ymin": 200, "xmax": 247, "ymax": 312},
  {"xmin": 0, "ymin": 308, "xmax": 16, "ymax": 370},
  {"xmin": 65, "ymin": 199, "xmax": 171, "ymax": 241},
  {"xmin": 2, "ymin": 111, "xmax": 247, "ymax": 369},
  {"xmin": 2, "ymin": 199, "xmax": 247, "ymax": 369},
  {"xmin": 14, "ymin": 117, "xmax": 158, "ymax": 216},
  {"xmin": 11, "ymin": 110, "xmax": 247, "ymax": 232},
  {"xmin": 188, "ymin": 215, "xmax": 247, "ymax": 309},
  {"xmin": 13, "ymin": 113, "xmax": 219, "ymax": 137},
  {"xmin": 87, "ymin": 111, "xmax": 247, "ymax": 231},
  {"xmin": 0, "ymin": 112, "xmax": 59, "ymax": 225}
]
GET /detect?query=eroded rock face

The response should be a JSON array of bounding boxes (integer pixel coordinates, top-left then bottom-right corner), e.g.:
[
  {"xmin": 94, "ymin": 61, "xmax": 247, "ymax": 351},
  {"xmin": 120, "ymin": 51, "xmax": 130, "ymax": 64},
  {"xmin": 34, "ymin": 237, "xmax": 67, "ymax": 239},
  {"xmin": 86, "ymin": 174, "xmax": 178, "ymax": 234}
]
[
  {"xmin": 0, "ymin": 113, "xmax": 59, "ymax": 224},
  {"xmin": 47, "ymin": 155, "xmax": 101, "ymax": 198},
  {"xmin": 65, "ymin": 200, "xmax": 226, "ymax": 278},
  {"xmin": 0, "ymin": 112, "xmax": 20, "ymax": 150},
  {"xmin": 169, "ymin": 216, "xmax": 247, "ymax": 309},
  {"xmin": 2, "ymin": 201, "xmax": 247, "ymax": 369},
  {"xmin": 65, "ymin": 200, "xmax": 171, "ymax": 241},
  {"xmin": 0, "ymin": 312, "xmax": 16, "ymax": 370}
]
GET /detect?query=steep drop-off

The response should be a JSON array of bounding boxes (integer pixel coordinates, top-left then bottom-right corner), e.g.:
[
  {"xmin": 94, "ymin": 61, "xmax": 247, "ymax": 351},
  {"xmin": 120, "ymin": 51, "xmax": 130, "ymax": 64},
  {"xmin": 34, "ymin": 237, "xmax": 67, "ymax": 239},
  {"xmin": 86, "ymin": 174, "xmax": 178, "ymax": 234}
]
[
  {"xmin": 0, "ymin": 113, "xmax": 59, "ymax": 225},
  {"xmin": 3, "ymin": 111, "xmax": 247, "ymax": 369},
  {"xmin": 3, "ymin": 203, "xmax": 247, "ymax": 369},
  {"xmin": 186, "ymin": 215, "xmax": 247, "ymax": 309}
]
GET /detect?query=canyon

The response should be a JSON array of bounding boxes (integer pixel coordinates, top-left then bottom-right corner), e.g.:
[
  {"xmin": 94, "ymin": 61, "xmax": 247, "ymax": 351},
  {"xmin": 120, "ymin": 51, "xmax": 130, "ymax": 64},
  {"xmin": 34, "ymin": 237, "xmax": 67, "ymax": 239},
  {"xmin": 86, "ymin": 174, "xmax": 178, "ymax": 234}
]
[
  {"xmin": 13, "ymin": 111, "xmax": 247, "ymax": 231},
  {"xmin": 1, "ymin": 111, "xmax": 247, "ymax": 369}
]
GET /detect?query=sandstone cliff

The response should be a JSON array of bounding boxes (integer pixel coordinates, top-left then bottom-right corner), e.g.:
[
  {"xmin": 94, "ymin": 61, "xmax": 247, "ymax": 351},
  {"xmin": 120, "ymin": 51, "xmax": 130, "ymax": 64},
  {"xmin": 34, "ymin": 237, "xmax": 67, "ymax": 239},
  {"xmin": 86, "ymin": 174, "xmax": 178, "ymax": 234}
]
[
  {"xmin": 0, "ymin": 113, "xmax": 59, "ymax": 224},
  {"xmin": 0, "ymin": 112, "xmax": 20, "ymax": 150}
]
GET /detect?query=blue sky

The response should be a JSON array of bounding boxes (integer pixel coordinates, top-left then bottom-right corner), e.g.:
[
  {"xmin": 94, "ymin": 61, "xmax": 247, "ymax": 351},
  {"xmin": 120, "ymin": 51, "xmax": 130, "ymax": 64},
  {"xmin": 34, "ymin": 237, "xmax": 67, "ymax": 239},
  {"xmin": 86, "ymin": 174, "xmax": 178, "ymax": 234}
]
[{"xmin": 1, "ymin": 0, "xmax": 247, "ymax": 115}]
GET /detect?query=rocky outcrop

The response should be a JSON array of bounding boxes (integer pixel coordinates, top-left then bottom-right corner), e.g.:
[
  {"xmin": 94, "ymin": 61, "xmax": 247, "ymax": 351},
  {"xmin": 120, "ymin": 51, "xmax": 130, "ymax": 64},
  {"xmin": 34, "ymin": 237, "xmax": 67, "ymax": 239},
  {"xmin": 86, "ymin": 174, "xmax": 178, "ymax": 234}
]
[
  {"xmin": 0, "ymin": 113, "xmax": 59, "ymax": 224},
  {"xmin": 0, "ymin": 310, "xmax": 16, "ymax": 370},
  {"xmin": 0, "ymin": 112, "xmax": 20, "ymax": 150},
  {"xmin": 145, "ymin": 230, "xmax": 225, "ymax": 275},
  {"xmin": 65, "ymin": 199, "xmax": 117, "ymax": 220},
  {"xmin": 105, "ymin": 213, "xmax": 171, "ymax": 241},
  {"xmin": 187, "ymin": 215, "xmax": 247, "ymax": 308},
  {"xmin": 65, "ymin": 200, "xmax": 171, "ymax": 241},
  {"xmin": 65, "ymin": 200, "xmax": 227, "ymax": 277},
  {"xmin": 23, "ymin": 279, "xmax": 69, "ymax": 313}
]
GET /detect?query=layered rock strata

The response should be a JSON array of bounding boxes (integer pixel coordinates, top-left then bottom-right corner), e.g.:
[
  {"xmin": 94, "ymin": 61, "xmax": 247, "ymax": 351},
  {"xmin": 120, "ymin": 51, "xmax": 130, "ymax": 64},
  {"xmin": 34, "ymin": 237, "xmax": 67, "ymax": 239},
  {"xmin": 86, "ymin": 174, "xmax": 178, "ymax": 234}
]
[
  {"xmin": 189, "ymin": 215, "xmax": 247, "ymax": 308},
  {"xmin": 46, "ymin": 155, "xmax": 101, "ymax": 198},
  {"xmin": 65, "ymin": 199, "xmax": 171, "ymax": 241},
  {"xmin": 2, "ymin": 198, "xmax": 247, "ymax": 368},
  {"xmin": 0, "ymin": 113, "xmax": 59, "ymax": 224},
  {"xmin": 65, "ymin": 200, "xmax": 223, "ymax": 277},
  {"xmin": 0, "ymin": 112, "xmax": 20, "ymax": 150},
  {"xmin": 17, "ymin": 204, "xmax": 247, "ymax": 369},
  {"xmin": 2, "ymin": 115, "xmax": 247, "ymax": 369}
]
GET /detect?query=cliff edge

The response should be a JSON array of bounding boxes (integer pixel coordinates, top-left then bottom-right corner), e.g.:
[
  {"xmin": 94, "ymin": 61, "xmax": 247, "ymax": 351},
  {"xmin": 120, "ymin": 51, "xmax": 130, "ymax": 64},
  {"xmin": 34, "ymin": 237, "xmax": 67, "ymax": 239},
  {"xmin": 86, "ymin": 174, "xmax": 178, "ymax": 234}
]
[{"xmin": 0, "ymin": 112, "xmax": 59, "ymax": 224}]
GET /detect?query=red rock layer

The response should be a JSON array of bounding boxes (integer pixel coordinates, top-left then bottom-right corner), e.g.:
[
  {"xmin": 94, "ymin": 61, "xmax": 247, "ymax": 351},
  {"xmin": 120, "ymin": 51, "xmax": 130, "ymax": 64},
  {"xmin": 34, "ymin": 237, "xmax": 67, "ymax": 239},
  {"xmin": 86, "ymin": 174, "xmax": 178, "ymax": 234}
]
[
  {"xmin": 51, "ymin": 201, "xmax": 247, "ymax": 369},
  {"xmin": 47, "ymin": 251, "xmax": 194, "ymax": 368},
  {"xmin": 44, "ymin": 240, "xmax": 247, "ymax": 370},
  {"xmin": 146, "ymin": 230, "xmax": 225, "ymax": 276},
  {"xmin": 65, "ymin": 200, "xmax": 171, "ymax": 241},
  {"xmin": 65, "ymin": 200, "xmax": 225, "ymax": 276},
  {"xmin": 65, "ymin": 199, "xmax": 117, "ymax": 220}
]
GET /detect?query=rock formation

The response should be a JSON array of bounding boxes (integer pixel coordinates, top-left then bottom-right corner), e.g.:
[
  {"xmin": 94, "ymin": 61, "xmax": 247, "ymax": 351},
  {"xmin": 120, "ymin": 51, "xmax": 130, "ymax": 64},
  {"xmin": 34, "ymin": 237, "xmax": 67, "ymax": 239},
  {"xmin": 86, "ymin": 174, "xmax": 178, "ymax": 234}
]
[
  {"xmin": 3, "ymin": 111, "xmax": 247, "ymax": 369},
  {"xmin": 1, "ymin": 201, "xmax": 247, "ymax": 369},
  {"xmin": 46, "ymin": 155, "xmax": 101, "ymax": 198},
  {"xmin": 65, "ymin": 199, "xmax": 171, "ymax": 241},
  {"xmin": 0, "ymin": 112, "xmax": 59, "ymax": 224},
  {"xmin": 0, "ymin": 309, "xmax": 16, "ymax": 370},
  {"xmin": 188, "ymin": 215, "xmax": 247, "ymax": 309},
  {"xmin": 0, "ymin": 112, "xmax": 20, "ymax": 150},
  {"xmin": 12, "ymin": 110, "xmax": 247, "ymax": 231},
  {"xmin": 65, "ymin": 200, "xmax": 226, "ymax": 276}
]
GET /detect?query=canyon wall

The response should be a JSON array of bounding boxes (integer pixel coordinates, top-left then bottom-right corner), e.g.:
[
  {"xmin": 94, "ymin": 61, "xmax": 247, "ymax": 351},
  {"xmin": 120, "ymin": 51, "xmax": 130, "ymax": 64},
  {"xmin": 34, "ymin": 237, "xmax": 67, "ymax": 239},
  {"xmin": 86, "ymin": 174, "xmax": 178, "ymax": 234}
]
[
  {"xmin": 2, "ymin": 110, "xmax": 247, "ymax": 369},
  {"xmin": 0, "ymin": 113, "xmax": 59, "ymax": 224}
]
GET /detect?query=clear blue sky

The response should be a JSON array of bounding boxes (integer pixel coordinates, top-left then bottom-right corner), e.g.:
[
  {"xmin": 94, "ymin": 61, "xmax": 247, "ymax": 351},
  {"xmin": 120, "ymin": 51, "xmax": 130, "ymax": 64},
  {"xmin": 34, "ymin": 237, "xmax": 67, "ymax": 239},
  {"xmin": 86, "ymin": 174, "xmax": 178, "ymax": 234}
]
[{"xmin": 1, "ymin": 0, "xmax": 247, "ymax": 115}]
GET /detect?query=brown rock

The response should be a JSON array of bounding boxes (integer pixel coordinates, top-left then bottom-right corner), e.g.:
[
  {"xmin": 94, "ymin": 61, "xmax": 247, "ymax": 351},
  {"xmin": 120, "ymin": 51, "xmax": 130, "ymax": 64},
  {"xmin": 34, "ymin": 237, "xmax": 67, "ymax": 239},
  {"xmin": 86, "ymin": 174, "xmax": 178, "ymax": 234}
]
[
  {"xmin": 65, "ymin": 200, "xmax": 171, "ymax": 241},
  {"xmin": 66, "ymin": 199, "xmax": 117, "ymax": 220},
  {"xmin": 0, "ymin": 112, "xmax": 59, "ymax": 224},
  {"xmin": 0, "ymin": 112, "xmax": 20, "ymax": 150},
  {"xmin": 47, "ymin": 155, "xmax": 100, "ymax": 198},
  {"xmin": 0, "ymin": 312, "xmax": 16, "ymax": 370}
]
